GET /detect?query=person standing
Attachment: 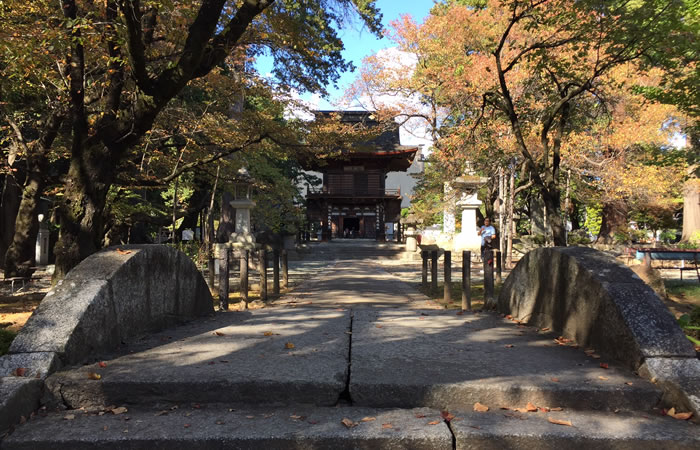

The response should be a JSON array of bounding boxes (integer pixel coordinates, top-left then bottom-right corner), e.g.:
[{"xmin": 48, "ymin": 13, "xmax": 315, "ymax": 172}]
[{"xmin": 478, "ymin": 217, "xmax": 496, "ymax": 259}]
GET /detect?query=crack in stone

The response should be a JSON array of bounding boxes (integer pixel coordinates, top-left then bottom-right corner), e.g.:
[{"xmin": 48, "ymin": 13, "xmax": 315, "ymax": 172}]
[{"xmin": 336, "ymin": 310, "xmax": 354, "ymax": 406}]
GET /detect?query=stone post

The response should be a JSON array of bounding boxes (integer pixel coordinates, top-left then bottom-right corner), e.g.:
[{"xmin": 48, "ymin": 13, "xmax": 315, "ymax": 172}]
[
  {"xmin": 421, "ymin": 250, "xmax": 428, "ymax": 287},
  {"xmin": 273, "ymin": 249, "xmax": 280, "ymax": 295},
  {"xmin": 217, "ymin": 245, "xmax": 230, "ymax": 311},
  {"xmin": 431, "ymin": 250, "xmax": 438, "ymax": 292},
  {"xmin": 259, "ymin": 249, "xmax": 268, "ymax": 301},
  {"xmin": 444, "ymin": 251, "xmax": 452, "ymax": 304},
  {"xmin": 281, "ymin": 249, "xmax": 289, "ymax": 288},
  {"xmin": 462, "ymin": 251, "xmax": 471, "ymax": 311},
  {"xmin": 483, "ymin": 249, "xmax": 494, "ymax": 308},
  {"xmin": 240, "ymin": 250, "xmax": 249, "ymax": 304},
  {"xmin": 495, "ymin": 249, "xmax": 502, "ymax": 283}
]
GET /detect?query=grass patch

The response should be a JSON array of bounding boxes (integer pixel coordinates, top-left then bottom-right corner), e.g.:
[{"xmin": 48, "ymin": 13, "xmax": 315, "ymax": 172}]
[
  {"xmin": 418, "ymin": 281, "xmax": 502, "ymax": 310},
  {"xmin": 0, "ymin": 328, "xmax": 17, "ymax": 356},
  {"xmin": 665, "ymin": 279, "xmax": 700, "ymax": 303}
]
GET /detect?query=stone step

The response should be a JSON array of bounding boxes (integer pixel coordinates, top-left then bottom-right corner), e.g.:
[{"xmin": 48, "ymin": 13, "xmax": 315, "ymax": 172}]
[
  {"xmin": 4, "ymin": 404, "xmax": 698, "ymax": 449},
  {"xmin": 43, "ymin": 308, "xmax": 662, "ymax": 414}
]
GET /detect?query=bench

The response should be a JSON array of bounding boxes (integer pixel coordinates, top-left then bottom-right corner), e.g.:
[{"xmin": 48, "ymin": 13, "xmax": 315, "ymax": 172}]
[{"xmin": 635, "ymin": 248, "xmax": 700, "ymax": 282}]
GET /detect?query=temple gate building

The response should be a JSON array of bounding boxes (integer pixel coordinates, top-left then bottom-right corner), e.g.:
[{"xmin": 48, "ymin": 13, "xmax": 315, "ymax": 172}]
[{"xmin": 303, "ymin": 111, "xmax": 419, "ymax": 241}]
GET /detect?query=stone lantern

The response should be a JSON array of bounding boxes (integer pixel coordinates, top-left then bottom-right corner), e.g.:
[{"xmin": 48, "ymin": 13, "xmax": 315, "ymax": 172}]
[
  {"xmin": 229, "ymin": 167, "xmax": 256, "ymax": 246},
  {"xmin": 452, "ymin": 174, "xmax": 488, "ymax": 252},
  {"xmin": 403, "ymin": 214, "xmax": 421, "ymax": 253}
]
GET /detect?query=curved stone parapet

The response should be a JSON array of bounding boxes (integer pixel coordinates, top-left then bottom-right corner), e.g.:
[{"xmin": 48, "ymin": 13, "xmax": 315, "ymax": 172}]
[
  {"xmin": 499, "ymin": 247, "xmax": 694, "ymax": 369},
  {"xmin": 8, "ymin": 245, "xmax": 213, "ymax": 369},
  {"xmin": 499, "ymin": 247, "xmax": 699, "ymax": 419}
]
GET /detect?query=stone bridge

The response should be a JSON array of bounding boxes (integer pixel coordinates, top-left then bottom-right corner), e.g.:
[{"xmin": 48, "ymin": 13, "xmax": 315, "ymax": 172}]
[{"xmin": 1, "ymin": 243, "xmax": 697, "ymax": 449}]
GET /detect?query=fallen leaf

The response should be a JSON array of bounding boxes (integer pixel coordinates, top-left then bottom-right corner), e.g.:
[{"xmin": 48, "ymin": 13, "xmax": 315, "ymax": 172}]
[
  {"xmin": 549, "ymin": 407, "xmax": 563, "ymax": 411},
  {"xmin": 381, "ymin": 423, "xmax": 393, "ymax": 429},
  {"xmin": 98, "ymin": 362, "xmax": 107, "ymax": 368},
  {"xmin": 183, "ymin": 424, "xmax": 191, "ymax": 428},
  {"xmin": 600, "ymin": 363, "xmax": 609, "ymax": 369},
  {"xmin": 11, "ymin": 368, "xmax": 26, "ymax": 377},
  {"xmin": 598, "ymin": 376, "xmax": 609, "ymax": 381},
  {"xmin": 414, "ymin": 414, "xmax": 426, "ymax": 418},
  {"xmin": 360, "ymin": 416, "xmax": 376, "ymax": 422},
  {"xmin": 428, "ymin": 420, "xmax": 441, "ymax": 425},
  {"xmin": 540, "ymin": 327, "xmax": 550, "ymax": 332},
  {"xmin": 550, "ymin": 377, "xmax": 560, "ymax": 382},
  {"xmin": 441, "ymin": 410, "xmax": 455, "ymax": 421},
  {"xmin": 341, "ymin": 417, "xmax": 357, "ymax": 428},
  {"xmin": 215, "ymin": 420, "xmax": 225, "ymax": 425},
  {"xmin": 538, "ymin": 407, "xmax": 550, "ymax": 412},
  {"xmin": 584, "ymin": 349, "xmax": 596, "ymax": 355},
  {"xmin": 625, "ymin": 382, "xmax": 633, "ymax": 386},
  {"xmin": 111, "ymin": 407, "xmax": 128, "ymax": 415},
  {"xmin": 290, "ymin": 415, "xmax": 303, "ymax": 420},
  {"xmin": 246, "ymin": 415, "xmax": 255, "ymax": 419},
  {"xmin": 285, "ymin": 342, "xmax": 295, "ymax": 349},
  {"xmin": 526, "ymin": 402, "xmax": 537, "ymax": 412},
  {"xmin": 669, "ymin": 410, "xmax": 693, "ymax": 420},
  {"xmin": 102, "ymin": 426, "xmax": 108, "ymax": 431},
  {"xmin": 213, "ymin": 331, "xmax": 226, "ymax": 336},
  {"xmin": 376, "ymin": 325, "xmax": 383, "ymax": 328},
  {"xmin": 473, "ymin": 402, "xmax": 489, "ymax": 412},
  {"xmin": 64, "ymin": 414, "xmax": 75, "ymax": 420},
  {"xmin": 87, "ymin": 372, "xmax": 102, "ymax": 380},
  {"xmin": 548, "ymin": 417, "xmax": 573, "ymax": 426},
  {"xmin": 456, "ymin": 311, "xmax": 464, "ymax": 315},
  {"xmin": 116, "ymin": 248, "xmax": 131, "ymax": 255}
]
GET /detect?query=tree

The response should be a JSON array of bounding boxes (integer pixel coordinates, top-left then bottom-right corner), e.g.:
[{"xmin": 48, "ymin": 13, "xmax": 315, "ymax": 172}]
[
  {"xmin": 1, "ymin": 0, "xmax": 383, "ymax": 279},
  {"xmin": 387, "ymin": 0, "xmax": 689, "ymax": 245}
]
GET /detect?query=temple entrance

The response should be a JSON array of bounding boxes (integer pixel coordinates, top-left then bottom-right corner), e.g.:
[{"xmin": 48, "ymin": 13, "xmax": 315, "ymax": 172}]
[{"xmin": 342, "ymin": 217, "xmax": 360, "ymax": 238}]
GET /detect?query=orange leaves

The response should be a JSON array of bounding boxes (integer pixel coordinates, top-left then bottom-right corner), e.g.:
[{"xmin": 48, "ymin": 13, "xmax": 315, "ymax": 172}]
[
  {"xmin": 284, "ymin": 342, "xmax": 295, "ymax": 349},
  {"xmin": 360, "ymin": 416, "xmax": 376, "ymax": 423},
  {"xmin": 341, "ymin": 418, "xmax": 357, "ymax": 428},
  {"xmin": 473, "ymin": 403, "xmax": 489, "ymax": 412},
  {"xmin": 665, "ymin": 408, "xmax": 693, "ymax": 420},
  {"xmin": 115, "ymin": 248, "xmax": 131, "ymax": 255},
  {"xmin": 547, "ymin": 417, "xmax": 573, "ymax": 427},
  {"xmin": 98, "ymin": 362, "xmax": 107, "ymax": 368},
  {"xmin": 11, "ymin": 367, "xmax": 26, "ymax": 377},
  {"xmin": 441, "ymin": 410, "xmax": 456, "ymax": 421},
  {"xmin": 213, "ymin": 331, "xmax": 226, "ymax": 336},
  {"xmin": 87, "ymin": 372, "xmax": 102, "ymax": 380},
  {"xmin": 599, "ymin": 363, "xmax": 609, "ymax": 369}
]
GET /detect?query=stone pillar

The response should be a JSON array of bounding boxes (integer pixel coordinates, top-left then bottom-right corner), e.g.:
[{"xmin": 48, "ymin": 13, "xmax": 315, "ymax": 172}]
[
  {"xmin": 421, "ymin": 250, "xmax": 428, "ymax": 287},
  {"xmin": 405, "ymin": 225, "xmax": 418, "ymax": 252},
  {"xmin": 259, "ymin": 249, "xmax": 267, "ymax": 301},
  {"xmin": 273, "ymin": 249, "xmax": 280, "ymax": 295},
  {"xmin": 454, "ymin": 192, "xmax": 483, "ymax": 252},
  {"xmin": 35, "ymin": 215, "xmax": 49, "ymax": 266},
  {"xmin": 483, "ymin": 249, "xmax": 495, "ymax": 308},
  {"xmin": 462, "ymin": 250, "xmax": 471, "ymax": 311},
  {"xmin": 431, "ymin": 250, "xmax": 438, "ymax": 292},
  {"xmin": 240, "ymin": 250, "xmax": 249, "ymax": 304},
  {"xmin": 444, "ymin": 251, "xmax": 452, "ymax": 304},
  {"xmin": 217, "ymin": 244, "xmax": 230, "ymax": 311}
]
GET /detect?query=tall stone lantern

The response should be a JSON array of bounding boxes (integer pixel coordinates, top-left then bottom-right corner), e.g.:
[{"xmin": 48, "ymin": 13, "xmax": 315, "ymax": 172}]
[
  {"xmin": 229, "ymin": 167, "xmax": 256, "ymax": 246},
  {"xmin": 452, "ymin": 174, "xmax": 488, "ymax": 252}
]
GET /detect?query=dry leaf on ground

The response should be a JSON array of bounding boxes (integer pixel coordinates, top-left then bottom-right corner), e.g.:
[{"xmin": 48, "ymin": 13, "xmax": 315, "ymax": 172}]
[
  {"xmin": 285, "ymin": 342, "xmax": 295, "ymax": 349},
  {"xmin": 600, "ymin": 362, "xmax": 609, "ymax": 369},
  {"xmin": 547, "ymin": 417, "xmax": 573, "ymax": 426},
  {"xmin": 213, "ymin": 331, "xmax": 226, "ymax": 336},
  {"xmin": 263, "ymin": 331, "xmax": 274, "ymax": 336},
  {"xmin": 550, "ymin": 377, "xmax": 560, "ymax": 382},
  {"xmin": 116, "ymin": 248, "xmax": 131, "ymax": 255},
  {"xmin": 441, "ymin": 410, "xmax": 455, "ymax": 421},
  {"xmin": 87, "ymin": 372, "xmax": 102, "ymax": 380},
  {"xmin": 98, "ymin": 362, "xmax": 107, "ymax": 368},
  {"xmin": 667, "ymin": 408, "xmax": 694, "ymax": 420},
  {"xmin": 341, "ymin": 417, "xmax": 357, "ymax": 428},
  {"xmin": 504, "ymin": 344, "xmax": 514, "ymax": 348},
  {"xmin": 415, "ymin": 413, "xmax": 426, "ymax": 418},
  {"xmin": 381, "ymin": 423, "xmax": 393, "ymax": 429},
  {"xmin": 360, "ymin": 416, "xmax": 376, "ymax": 422},
  {"xmin": 111, "ymin": 407, "xmax": 128, "ymax": 415},
  {"xmin": 473, "ymin": 402, "xmax": 489, "ymax": 412},
  {"xmin": 598, "ymin": 376, "xmax": 609, "ymax": 380},
  {"xmin": 428, "ymin": 420, "xmax": 441, "ymax": 425},
  {"xmin": 526, "ymin": 402, "xmax": 537, "ymax": 412},
  {"xmin": 11, "ymin": 368, "xmax": 26, "ymax": 377},
  {"xmin": 63, "ymin": 414, "xmax": 76, "ymax": 420},
  {"xmin": 549, "ymin": 407, "xmax": 563, "ymax": 411}
]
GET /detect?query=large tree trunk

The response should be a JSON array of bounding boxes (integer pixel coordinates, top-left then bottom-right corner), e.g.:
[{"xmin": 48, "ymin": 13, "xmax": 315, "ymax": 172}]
[
  {"xmin": 681, "ymin": 179, "xmax": 700, "ymax": 242},
  {"xmin": 596, "ymin": 201, "xmax": 628, "ymax": 244},
  {"xmin": 541, "ymin": 186, "xmax": 566, "ymax": 246},
  {"xmin": 0, "ymin": 175, "xmax": 22, "ymax": 270}
]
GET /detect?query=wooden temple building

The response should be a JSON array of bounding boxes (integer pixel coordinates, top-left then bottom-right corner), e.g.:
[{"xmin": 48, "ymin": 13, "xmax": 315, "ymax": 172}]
[{"xmin": 303, "ymin": 111, "xmax": 419, "ymax": 241}]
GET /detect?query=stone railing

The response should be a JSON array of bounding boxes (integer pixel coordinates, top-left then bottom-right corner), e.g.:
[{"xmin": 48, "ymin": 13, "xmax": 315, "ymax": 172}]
[
  {"xmin": 499, "ymin": 246, "xmax": 699, "ymax": 419},
  {"xmin": 0, "ymin": 244, "xmax": 213, "ymax": 433}
]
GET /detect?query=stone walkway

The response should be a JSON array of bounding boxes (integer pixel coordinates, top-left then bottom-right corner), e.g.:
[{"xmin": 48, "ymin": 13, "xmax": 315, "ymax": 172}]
[{"xmin": 4, "ymin": 245, "xmax": 698, "ymax": 449}]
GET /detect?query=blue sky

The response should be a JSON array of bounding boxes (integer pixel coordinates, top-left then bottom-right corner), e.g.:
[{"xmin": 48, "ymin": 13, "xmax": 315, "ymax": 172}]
[{"xmin": 258, "ymin": 0, "xmax": 435, "ymax": 109}]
